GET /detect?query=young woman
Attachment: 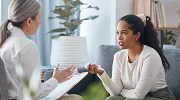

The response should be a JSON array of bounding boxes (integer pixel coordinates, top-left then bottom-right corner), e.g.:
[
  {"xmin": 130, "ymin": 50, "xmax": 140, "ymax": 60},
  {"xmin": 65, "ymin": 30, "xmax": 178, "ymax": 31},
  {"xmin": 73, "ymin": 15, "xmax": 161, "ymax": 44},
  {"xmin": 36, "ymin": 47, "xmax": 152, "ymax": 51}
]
[
  {"xmin": 87, "ymin": 14, "xmax": 176, "ymax": 100},
  {"xmin": 0, "ymin": 0, "xmax": 82, "ymax": 100}
]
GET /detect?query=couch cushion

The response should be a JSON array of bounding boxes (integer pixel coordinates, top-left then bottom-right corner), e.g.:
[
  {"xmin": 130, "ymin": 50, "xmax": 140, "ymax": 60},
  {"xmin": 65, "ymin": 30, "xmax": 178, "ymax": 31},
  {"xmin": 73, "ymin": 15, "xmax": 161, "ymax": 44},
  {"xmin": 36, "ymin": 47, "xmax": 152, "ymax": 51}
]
[
  {"xmin": 163, "ymin": 49, "xmax": 180, "ymax": 100},
  {"xmin": 96, "ymin": 45, "xmax": 121, "ymax": 81}
]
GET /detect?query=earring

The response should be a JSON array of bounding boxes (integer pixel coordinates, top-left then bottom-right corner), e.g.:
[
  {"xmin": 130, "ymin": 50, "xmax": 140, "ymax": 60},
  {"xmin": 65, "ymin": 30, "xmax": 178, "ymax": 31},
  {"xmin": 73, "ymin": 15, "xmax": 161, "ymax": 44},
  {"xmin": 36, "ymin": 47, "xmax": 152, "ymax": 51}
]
[{"xmin": 136, "ymin": 39, "xmax": 137, "ymax": 41}]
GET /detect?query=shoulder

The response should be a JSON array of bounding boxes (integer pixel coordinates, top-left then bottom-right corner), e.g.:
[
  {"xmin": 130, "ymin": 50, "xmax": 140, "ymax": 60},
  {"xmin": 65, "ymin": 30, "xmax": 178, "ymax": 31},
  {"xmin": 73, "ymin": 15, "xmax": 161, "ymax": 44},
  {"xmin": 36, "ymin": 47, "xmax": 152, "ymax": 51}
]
[
  {"xmin": 142, "ymin": 45, "xmax": 161, "ymax": 60},
  {"xmin": 114, "ymin": 49, "xmax": 127, "ymax": 60},
  {"xmin": 6, "ymin": 36, "xmax": 36, "ymax": 49}
]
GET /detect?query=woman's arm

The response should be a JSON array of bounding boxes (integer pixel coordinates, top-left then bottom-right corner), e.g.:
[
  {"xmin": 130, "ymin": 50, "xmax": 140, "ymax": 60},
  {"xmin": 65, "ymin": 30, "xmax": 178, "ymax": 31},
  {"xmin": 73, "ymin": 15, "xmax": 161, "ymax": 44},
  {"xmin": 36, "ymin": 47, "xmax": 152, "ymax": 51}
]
[
  {"xmin": 19, "ymin": 41, "xmax": 58, "ymax": 99},
  {"xmin": 120, "ymin": 54, "xmax": 162, "ymax": 99},
  {"xmin": 97, "ymin": 54, "xmax": 123, "ymax": 96}
]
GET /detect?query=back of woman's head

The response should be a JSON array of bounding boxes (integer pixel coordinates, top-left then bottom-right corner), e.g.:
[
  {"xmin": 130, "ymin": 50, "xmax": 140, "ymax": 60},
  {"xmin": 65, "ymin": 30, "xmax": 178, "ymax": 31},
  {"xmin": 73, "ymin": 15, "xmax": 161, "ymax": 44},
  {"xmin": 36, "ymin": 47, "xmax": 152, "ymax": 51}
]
[
  {"xmin": 119, "ymin": 14, "xmax": 170, "ymax": 71},
  {"xmin": 0, "ymin": 0, "xmax": 41, "ymax": 47}
]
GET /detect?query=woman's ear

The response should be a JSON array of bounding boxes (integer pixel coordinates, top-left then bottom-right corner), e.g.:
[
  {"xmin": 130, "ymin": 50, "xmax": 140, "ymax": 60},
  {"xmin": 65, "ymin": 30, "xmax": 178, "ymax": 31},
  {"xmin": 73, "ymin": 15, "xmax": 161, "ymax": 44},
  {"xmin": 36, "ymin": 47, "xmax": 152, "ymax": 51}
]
[
  {"xmin": 136, "ymin": 32, "xmax": 141, "ymax": 40},
  {"xmin": 26, "ymin": 17, "xmax": 32, "ymax": 27}
]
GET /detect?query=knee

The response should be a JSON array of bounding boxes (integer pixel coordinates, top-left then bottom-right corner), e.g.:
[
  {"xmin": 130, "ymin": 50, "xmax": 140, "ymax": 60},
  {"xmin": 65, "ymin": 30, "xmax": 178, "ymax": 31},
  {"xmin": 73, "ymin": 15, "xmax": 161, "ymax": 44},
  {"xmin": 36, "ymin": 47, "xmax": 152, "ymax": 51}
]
[
  {"xmin": 105, "ymin": 96, "xmax": 113, "ymax": 100},
  {"xmin": 59, "ymin": 94, "xmax": 83, "ymax": 100},
  {"xmin": 105, "ymin": 96, "xmax": 120, "ymax": 100},
  {"xmin": 70, "ymin": 94, "xmax": 84, "ymax": 100}
]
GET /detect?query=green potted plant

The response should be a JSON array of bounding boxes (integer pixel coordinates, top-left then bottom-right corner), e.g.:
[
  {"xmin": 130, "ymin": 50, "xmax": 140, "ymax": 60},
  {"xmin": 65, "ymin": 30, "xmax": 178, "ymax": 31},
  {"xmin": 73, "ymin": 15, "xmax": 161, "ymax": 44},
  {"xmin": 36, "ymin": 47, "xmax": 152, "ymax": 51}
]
[
  {"xmin": 163, "ymin": 30, "xmax": 178, "ymax": 49},
  {"xmin": 48, "ymin": 0, "xmax": 99, "ymax": 67},
  {"xmin": 47, "ymin": 0, "xmax": 99, "ymax": 37}
]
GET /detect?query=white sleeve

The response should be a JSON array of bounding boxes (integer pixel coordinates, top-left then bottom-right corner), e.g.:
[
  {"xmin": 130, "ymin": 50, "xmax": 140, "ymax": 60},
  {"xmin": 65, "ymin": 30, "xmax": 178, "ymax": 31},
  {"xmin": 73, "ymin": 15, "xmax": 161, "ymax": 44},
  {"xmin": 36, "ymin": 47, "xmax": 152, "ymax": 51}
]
[
  {"xmin": 97, "ymin": 54, "xmax": 123, "ymax": 96},
  {"xmin": 19, "ymin": 42, "xmax": 58, "ymax": 99},
  {"xmin": 120, "ymin": 54, "xmax": 162, "ymax": 99}
]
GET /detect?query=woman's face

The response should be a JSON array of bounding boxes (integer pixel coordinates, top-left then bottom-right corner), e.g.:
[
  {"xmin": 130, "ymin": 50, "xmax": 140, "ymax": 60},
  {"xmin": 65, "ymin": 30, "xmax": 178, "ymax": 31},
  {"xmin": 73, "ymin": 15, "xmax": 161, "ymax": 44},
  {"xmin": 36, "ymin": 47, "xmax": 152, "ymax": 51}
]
[
  {"xmin": 116, "ymin": 20, "xmax": 138, "ymax": 50},
  {"xmin": 28, "ymin": 10, "xmax": 41, "ymax": 35}
]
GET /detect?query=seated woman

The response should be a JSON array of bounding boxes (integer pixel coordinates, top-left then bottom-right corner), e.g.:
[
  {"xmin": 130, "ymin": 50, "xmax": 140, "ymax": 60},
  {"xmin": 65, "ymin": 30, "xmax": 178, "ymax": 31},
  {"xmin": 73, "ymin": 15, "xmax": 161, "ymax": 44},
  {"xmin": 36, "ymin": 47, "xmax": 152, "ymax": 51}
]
[
  {"xmin": 87, "ymin": 14, "xmax": 176, "ymax": 100},
  {"xmin": 0, "ymin": 0, "xmax": 83, "ymax": 100}
]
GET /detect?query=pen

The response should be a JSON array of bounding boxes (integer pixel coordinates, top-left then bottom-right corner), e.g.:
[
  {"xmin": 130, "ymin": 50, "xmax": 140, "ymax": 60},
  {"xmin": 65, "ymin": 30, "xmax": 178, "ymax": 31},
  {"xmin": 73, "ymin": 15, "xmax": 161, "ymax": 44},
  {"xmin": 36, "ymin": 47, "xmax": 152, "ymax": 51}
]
[{"xmin": 52, "ymin": 65, "xmax": 74, "ymax": 71}]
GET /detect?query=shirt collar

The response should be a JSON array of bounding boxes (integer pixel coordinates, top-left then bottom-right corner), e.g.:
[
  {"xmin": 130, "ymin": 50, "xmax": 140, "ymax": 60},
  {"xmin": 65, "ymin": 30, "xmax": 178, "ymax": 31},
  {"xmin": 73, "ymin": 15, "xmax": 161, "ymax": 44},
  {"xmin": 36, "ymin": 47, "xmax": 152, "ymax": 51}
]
[{"xmin": 9, "ymin": 26, "xmax": 27, "ymax": 38}]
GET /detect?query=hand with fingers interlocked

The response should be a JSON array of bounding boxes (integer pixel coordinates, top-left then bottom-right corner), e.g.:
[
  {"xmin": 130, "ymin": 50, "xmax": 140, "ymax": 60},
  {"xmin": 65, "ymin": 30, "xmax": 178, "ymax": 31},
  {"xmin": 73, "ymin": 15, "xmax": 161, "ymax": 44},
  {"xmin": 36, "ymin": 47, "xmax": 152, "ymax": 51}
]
[
  {"xmin": 87, "ymin": 63, "xmax": 104, "ymax": 75},
  {"xmin": 52, "ymin": 63, "xmax": 76, "ymax": 84}
]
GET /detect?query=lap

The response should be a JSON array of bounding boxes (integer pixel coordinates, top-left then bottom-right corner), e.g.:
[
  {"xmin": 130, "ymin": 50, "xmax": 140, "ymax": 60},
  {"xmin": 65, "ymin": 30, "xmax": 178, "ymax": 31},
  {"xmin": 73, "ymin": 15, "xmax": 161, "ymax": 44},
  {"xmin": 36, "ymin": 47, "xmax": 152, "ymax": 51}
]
[
  {"xmin": 105, "ymin": 95, "xmax": 125, "ymax": 100},
  {"xmin": 106, "ymin": 96, "xmax": 163, "ymax": 100},
  {"xmin": 105, "ymin": 87, "xmax": 175, "ymax": 100}
]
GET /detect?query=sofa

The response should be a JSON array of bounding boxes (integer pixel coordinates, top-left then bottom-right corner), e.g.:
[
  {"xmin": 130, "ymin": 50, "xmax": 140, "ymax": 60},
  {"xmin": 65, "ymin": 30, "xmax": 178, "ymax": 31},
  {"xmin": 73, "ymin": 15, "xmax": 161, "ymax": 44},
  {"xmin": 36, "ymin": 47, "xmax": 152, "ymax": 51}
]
[
  {"xmin": 44, "ymin": 45, "xmax": 180, "ymax": 99},
  {"xmin": 0, "ymin": 58, "xmax": 9, "ymax": 100}
]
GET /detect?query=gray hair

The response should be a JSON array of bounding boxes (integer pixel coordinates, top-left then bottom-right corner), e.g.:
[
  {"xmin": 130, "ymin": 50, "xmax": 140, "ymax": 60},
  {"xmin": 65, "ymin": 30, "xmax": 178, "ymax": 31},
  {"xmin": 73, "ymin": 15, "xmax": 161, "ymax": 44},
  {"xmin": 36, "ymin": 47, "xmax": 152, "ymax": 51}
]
[{"xmin": 0, "ymin": 0, "xmax": 41, "ymax": 47}]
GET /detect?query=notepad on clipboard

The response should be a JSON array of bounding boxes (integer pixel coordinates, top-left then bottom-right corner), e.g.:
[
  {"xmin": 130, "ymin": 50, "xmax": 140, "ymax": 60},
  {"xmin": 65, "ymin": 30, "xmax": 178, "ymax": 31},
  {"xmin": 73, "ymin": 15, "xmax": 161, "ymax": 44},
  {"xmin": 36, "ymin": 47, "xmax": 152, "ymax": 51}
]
[{"xmin": 41, "ymin": 72, "xmax": 88, "ymax": 100}]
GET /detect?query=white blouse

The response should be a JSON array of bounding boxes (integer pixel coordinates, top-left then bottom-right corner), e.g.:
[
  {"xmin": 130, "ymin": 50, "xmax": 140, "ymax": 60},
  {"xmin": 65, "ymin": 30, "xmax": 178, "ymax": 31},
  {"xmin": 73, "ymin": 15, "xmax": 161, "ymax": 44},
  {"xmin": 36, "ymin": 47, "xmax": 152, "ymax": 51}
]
[
  {"xmin": 0, "ymin": 27, "xmax": 58, "ymax": 100},
  {"xmin": 98, "ymin": 45, "xmax": 167, "ymax": 99}
]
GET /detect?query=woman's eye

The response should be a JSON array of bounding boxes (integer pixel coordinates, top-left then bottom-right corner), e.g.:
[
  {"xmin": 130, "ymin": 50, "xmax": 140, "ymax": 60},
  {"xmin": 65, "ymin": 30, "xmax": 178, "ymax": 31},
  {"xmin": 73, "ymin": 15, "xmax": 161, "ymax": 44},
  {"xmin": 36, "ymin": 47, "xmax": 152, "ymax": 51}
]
[
  {"xmin": 123, "ymin": 32, "xmax": 127, "ymax": 34},
  {"xmin": 116, "ymin": 32, "xmax": 119, "ymax": 34}
]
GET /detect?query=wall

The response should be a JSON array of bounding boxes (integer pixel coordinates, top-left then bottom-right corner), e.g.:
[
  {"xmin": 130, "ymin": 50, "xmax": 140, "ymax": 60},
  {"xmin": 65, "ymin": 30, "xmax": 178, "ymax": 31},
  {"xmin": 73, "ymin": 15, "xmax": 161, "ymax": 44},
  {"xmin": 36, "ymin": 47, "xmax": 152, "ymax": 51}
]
[
  {"xmin": 0, "ymin": 0, "xmax": 11, "ymax": 23},
  {"xmin": 160, "ymin": 0, "xmax": 180, "ymax": 48},
  {"xmin": 80, "ymin": 0, "xmax": 180, "ymax": 63},
  {"xmin": 80, "ymin": 0, "xmax": 133, "ymax": 63}
]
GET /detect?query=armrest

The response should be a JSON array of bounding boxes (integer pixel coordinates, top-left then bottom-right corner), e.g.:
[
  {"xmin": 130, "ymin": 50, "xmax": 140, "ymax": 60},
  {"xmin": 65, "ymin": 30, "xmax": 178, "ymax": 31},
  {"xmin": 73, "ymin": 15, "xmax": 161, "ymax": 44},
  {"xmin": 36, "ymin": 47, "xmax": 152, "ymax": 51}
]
[{"xmin": 44, "ymin": 70, "xmax": 54, "ymax": 82}]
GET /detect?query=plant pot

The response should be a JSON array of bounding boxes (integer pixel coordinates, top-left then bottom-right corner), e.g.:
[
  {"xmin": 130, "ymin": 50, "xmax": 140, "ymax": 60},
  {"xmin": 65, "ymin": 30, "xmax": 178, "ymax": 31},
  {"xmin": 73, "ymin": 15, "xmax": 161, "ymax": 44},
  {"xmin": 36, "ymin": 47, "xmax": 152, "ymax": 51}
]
[
  {"xmin": 50, "ymin": 36, "xmax": 88, "ymax": 68},
  {"xmin": 163, "ymin": 44, "xmax": 176, "ymax": 49}
]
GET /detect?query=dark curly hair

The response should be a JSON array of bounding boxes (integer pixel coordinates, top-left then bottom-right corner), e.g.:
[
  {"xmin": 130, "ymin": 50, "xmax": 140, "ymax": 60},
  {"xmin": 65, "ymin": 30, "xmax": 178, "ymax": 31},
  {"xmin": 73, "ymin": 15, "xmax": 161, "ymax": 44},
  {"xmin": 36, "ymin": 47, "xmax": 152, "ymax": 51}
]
[{"xmin": 119, "ymin": 15, "xmax": 170, "ymax": 71}]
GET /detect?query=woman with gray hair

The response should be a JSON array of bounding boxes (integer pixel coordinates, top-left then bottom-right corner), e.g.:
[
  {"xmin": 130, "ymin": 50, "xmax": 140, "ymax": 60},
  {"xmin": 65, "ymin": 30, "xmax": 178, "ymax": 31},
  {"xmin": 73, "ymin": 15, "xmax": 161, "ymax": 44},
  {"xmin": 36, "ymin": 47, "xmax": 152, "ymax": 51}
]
[{"xmin": 0, "ymin": 0, "xmax": 83, "ymax": 100}]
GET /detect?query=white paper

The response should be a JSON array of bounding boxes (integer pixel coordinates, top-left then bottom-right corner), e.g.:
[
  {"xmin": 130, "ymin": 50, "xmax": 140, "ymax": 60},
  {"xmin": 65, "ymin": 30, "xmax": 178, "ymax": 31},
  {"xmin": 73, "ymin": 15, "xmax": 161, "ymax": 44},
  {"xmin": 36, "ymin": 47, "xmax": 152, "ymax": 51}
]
[{"xmin": 41, "ymin": 72, "xmax": 88, "ymax": 100}]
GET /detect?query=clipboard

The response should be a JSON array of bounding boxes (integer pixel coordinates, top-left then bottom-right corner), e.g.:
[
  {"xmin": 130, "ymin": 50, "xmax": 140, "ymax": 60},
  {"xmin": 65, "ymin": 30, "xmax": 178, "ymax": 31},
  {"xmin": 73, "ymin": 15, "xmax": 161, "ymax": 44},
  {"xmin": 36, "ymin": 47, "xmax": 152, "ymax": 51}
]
[{"xmin": 41, "ymin": 72, "xmax": 88, "ymax": 100}]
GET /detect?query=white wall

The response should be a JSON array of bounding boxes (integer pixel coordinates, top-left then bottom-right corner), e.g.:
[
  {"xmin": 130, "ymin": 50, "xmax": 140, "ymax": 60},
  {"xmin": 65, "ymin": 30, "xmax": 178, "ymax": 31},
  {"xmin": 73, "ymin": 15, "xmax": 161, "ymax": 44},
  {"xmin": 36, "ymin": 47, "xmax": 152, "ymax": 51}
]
[
  {"xmin": 159, "ymin": 0, "xmax": 180, "ymax": 48},
  {"xmin": 80, "ymin": 0, "xmax": 133, "ymax": 63}
]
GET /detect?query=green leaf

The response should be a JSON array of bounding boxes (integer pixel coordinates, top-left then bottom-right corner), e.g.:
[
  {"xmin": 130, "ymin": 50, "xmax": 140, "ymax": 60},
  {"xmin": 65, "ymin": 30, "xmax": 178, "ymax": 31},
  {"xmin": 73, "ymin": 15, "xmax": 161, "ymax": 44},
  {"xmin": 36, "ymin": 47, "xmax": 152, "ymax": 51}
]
[
  {"xmin": 48, "ymin": 17, "xmax": 55, "ymax": 19},
  {"xmin": 47, "ymin": 28, "xmax": 66, "ymax": 34},
  {"xmin": 68, "ymin": 23, "xmax": 78, "ymax": 31},
  {"xmin": 51, "ymin": 34, "xmax": 69, "ymax": 39},
  {"xmin": 53, "ymin": 8, "xmax": 69, "ymax": 17},
  {"xmin": 71, "ymin": 19, "xmax": 79, "ymax": 22},
  {"xmin": 88, "ymin": 5, "xmax": 99, "ymax": 10},
  {"xmin": 63, "ymin": 8, "xmax": 70, "ymax": 17},
  {"xmin": 66, "ymin": 2, "xmax": 75, "ymax": 7},
  {"xmin": 72, "ymin": 1, "xmax": 86, "ymax": 7},
  {"xmin": 170, "ymin": 33, "xmax": 178, "ymax": 36},
  {"xmin": 61, "ymin": 22, "xmax": 69, "ymax": 27},
  {"xmin": 56, "ymin": 16, "xmax": 67, "ymax": 20},
  {"xmin": 66, "ymin": 1, "xmax": 86, "ymax": 7},
  {"xmin": 82, "ymin": 15, "xmax": 99, "ymax": 20},
  {"xmin": 55, "ymin": 6, "xmax": 66, "ymax": 9},
  {"xmin": 69, "ymin": 8, "xmax": 76, "ymax": 15},
  {"xmin": 63, "ymin": 0, "xmax": 73, "ymax": 5},
  {"xmin": 72, "ymin": 20, "xmax": 83, "ymax": 25},
  {"xmin": 62, "ymin": 21, "xmax": 82, "ymax": 30}
]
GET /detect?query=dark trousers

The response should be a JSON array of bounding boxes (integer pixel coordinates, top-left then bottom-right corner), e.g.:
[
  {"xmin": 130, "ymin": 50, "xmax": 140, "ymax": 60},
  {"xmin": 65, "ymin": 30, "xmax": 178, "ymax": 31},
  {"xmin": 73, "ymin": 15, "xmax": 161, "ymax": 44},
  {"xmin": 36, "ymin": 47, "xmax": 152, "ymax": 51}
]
[{"xmin": 105, "ymin": 87, "xmax": 176, "ymax": 100}]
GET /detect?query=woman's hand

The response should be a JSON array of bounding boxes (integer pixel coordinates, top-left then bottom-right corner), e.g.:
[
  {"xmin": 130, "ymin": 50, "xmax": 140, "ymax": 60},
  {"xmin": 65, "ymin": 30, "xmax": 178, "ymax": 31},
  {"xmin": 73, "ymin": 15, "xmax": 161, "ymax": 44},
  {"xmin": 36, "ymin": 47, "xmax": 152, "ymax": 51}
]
[
  {"xmin": 52, "ymin": 63, "xmax": 76, "ymax": 84},
  {"xmin": 87, "ymin": 63, "xmax": 104, "ymax": 75}
]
